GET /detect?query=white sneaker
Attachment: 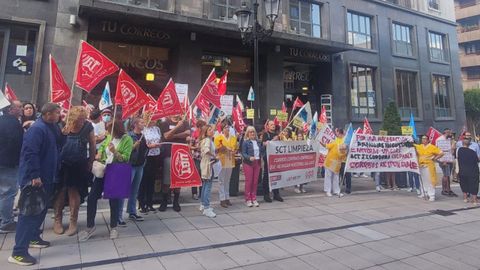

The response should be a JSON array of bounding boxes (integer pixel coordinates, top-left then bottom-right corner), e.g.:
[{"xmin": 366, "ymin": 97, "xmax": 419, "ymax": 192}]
[
  {"xmin": 361, "ymin": 174, "xmax": 370, "ymax": 178},
  {"xmin": 252, "ymin": 200, "xmax": 259, "ymax": 207},
  {"xmin": 110, "ymin": 228, "xmax": 118, "ymax": 239},
  {"xmin": 334, "ymin": 193, "xmax": 344, "ymax": 198},
  {"xmin": 301, "ymin": 187, "xmax": 307, "ymax": 193},
  {"xmin": 416, "ymin": 189, "xmax": 421, "ymax": 195},
  {"xmin": 199, "ymin": 205, "xmax": 205, "ymax": 212},
  {"xmin": 203, "ymin": 208, "xmax": 216, "ymax": 218},
  {"xmin": 326, "ymin": 192, "xmax": 332, "ymax": 197},
  {"xmin": 376, "ymin": 186, "xmax": 381, "ymax": 192},
  {"xmin": 407, "ymin": 188, "xmax": 413, "ymax": 192},
  {"xmin": 294, "ymin": 188, "xmax": 301, "ymax": 194},
  {"xmin": 246, "ymin": 201, "xmax": 253, "ymax": 207},
  {"xmin": 428, "ymin": 197, "xmax": 435, "ymax": 202},
  {"xmin": 418, "ymin": 194, "xmax": 425, "ymax": 199},
  {"xmin": 78, "ymin": 227, "xmax": 96, "ymax": 242}
]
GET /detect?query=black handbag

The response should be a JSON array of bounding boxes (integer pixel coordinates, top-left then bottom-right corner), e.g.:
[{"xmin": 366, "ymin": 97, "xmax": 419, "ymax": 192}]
[{"xmin": 18, "ymin": 185, "xmax": 47, "ymax": 216}]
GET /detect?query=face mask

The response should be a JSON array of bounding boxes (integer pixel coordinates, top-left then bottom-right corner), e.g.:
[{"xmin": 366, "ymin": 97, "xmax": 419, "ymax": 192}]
[{"xmin": 102, "ymin": 115, "xmax": 111, "ymax": 123}]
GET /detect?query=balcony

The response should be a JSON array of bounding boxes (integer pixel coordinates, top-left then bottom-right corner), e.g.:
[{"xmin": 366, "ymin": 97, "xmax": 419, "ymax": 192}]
[
  {"xmin": 456, "ymin": 3, "xmax": 480, "ymax": 20},
  {"xmin": 460, "ymin": 52, "xmax": 480, "ymax": 67},
  {"xmin": 458, "ymin": 26, "xmax": 480, "ymax": 43}
]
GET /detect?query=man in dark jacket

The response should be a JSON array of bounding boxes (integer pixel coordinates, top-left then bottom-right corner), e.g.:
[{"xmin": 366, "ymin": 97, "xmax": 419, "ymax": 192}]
[
  {"xmin": 262, "ymin": 120, "xmax": 283, "ymax": 203},
  {"xmin": 0, "ymin": 100, "xmax": 23, "ymax": 233},
  {"xmin": 9, "ymin": 103, "xmax": 63, "ymax": 266}
]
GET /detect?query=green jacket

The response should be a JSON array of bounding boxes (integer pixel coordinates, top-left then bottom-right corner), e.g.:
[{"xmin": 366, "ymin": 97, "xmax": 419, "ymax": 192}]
[{"xmin": 98, "ymin": 134, "xmax": 133, "ymax": 164}]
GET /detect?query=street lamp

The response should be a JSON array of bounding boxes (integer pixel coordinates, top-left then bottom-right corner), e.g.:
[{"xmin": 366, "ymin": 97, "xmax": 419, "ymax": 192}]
[{"xmin": 235, "ymin": 0, "xmax": 280, "ymax": 123}]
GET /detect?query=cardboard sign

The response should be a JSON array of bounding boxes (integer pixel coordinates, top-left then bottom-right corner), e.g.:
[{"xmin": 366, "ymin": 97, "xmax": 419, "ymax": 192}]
[
  {"xmin": 270, "ymin": 109, "xmax": 277, "ymax": 116},
  {"xmin": 220, "ymin": 95, "xmax": 234, "ymax": 116},
  {"xmin": 436, "ymin": 139, "xmax": 453, "ymax": 163},
  {"xmin": 277, "ymin": 112, "xmax": 288, "ymax": 122},
  {"xmin": 246, "ymin": 109, "xmax": 255, "ymax": 119},
  {"xmin": 379, "ymin": 130, "xmax": 388, "ymax": 136}
]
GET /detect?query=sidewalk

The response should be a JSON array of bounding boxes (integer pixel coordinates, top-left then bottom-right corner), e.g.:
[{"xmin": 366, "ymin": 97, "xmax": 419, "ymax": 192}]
[{"xmin": 1, "ymin": 176, "xmax": 479, "ymax": 270}]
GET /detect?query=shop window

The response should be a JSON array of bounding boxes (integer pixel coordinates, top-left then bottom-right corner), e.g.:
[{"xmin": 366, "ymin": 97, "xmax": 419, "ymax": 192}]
[
  {"xmin": 428, "ymin": 31, "xmax": 448, "ymax": 62},
  {"xmin": 212, "ymin": 0, "xmax": 241, "ymax": 21},
  {"xmin": 432, "ymin": 75, "xmax": 452, "ymax": 118},
  {"xmin": 347, "ymin": 11, "xmax": 372, "ymax": 49},
  {"xmin": 289, "ymin": 0, "xmax": 321, "ymax": 38},
  {"xmin": 392, "ymin": 22, "xmax": 414, "ymax": 57},
  {"xmin": 350, "ymin": 65, "xmax": 377, "ymax": 119},
  {"xmin": 395, "ymin": 70, "xmax": 419, "ymax": 118}
]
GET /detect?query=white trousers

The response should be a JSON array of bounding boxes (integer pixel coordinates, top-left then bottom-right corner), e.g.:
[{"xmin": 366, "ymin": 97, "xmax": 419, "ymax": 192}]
[
  {"xmin": 419, "ymin": 167, "xmax": 436, "ymax": 199},
  {"xmin": 218, "ymin": 167, "xmax": 233, "ymax": 201},
  {"xmin": 324, "ymin": 168, "xmax": 340, "ymax": 194}
]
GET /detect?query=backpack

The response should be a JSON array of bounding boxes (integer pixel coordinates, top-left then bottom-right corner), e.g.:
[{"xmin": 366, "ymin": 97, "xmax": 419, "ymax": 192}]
[{"xmin": 61, "ymin": 124, "xmax": 90, "ymax": 164}]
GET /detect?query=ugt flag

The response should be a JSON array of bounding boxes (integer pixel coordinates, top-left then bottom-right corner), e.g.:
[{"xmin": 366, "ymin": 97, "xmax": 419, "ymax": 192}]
[
  {"xmin": 50, "ymin": 55, "xmax": 72, "ymax": 103},
  {"xmin": 115, "ymin": 70, "xmax": 150, "ymax": 120},
  {"xmin": 155, "ymin": 78, "xmax": 184, "ymax": 118},
  {"xmin": 198, "ymin": 68, "xmax": 221, "ymax": 108},
  {"xmin": 99, "ymin": 82, "xmax": 113, "ymax": 110},
  {"xmin": 75, "ymin": 40, "xmax": 119, "ymax": 92},
  {"xmin": 4, "ymin": 83, "xmax": 18, "ymax": 102},
  {"xmin": 170, "ymin": 144, "xmax": 202, "ymax": 188},
  {"xmin": 363, "ymin": 117, "xmax": 373, "ymax": 135},
  {"xmin": 218, "ymin": 70, "xmax": 228, "ymax": 96}
]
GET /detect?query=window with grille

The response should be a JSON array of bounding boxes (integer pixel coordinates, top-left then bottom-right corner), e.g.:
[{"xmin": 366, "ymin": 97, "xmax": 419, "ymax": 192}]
[
  {"xmin": 350, "ymin": 65, "xmax": 377, "ymax": 118},
  {"xmin": 347, "ymin": 12, "xmax": 372, "ymax": 49},
  {"xmin": 428, "ymin": 31, "xmax": 448, "ymax": 62},
  {"xmin": 392, "ymin": 23, "xmax": 414, "ymax": 57}
]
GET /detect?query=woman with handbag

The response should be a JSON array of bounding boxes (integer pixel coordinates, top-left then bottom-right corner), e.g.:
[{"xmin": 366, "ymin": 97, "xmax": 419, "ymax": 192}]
[
  {"xmin": 53, "ymin": 106, "xmax": 95, "ymax": 236},
  {"xmin": 241, "ymin": 126, "xmax": 262, "ymax": 207},
  {"xmin": 79, "ymin": 119, "xmax": 133, "ymax": 241},
  {"xmin": 199, "ymin": 125, "xmax": 217, "ymax": 218}
]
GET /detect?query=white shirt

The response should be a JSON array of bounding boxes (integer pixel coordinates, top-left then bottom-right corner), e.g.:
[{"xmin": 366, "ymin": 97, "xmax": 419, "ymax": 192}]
[
  {"xmin": 252, "ymin": 141, "xmax": 260, "ymax": 160},
  {"xmin": 106, "ymin": 138, "xmax": 121, "ymax": 164},
  {"xmin": 143, "ymin": 126, "xmax": 162, "ymax": 156},
  {"xmin": 92, "ymin": 121, "xmax": 106, "ymax": 149}
]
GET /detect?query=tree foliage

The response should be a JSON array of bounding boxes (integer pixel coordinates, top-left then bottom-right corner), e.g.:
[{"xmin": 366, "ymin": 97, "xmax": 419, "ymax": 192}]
[
  {"xmin": 382, "ymin": 101, "xmax": 402, "ymax": 135},
  {"xmin": 464, "ymin": 88, "xmax": 480, "ymax": 121}
]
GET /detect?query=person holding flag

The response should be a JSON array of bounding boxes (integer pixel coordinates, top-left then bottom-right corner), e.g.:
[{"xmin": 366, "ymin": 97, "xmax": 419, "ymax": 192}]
[{"xmin": 322, "ymin": 128, "xmax": 347, "ymax": 197}]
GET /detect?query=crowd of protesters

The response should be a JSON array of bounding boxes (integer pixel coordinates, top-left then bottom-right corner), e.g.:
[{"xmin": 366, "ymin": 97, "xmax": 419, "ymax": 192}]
[{"xmin": 0, "ymin": 100, "xmax": 479, "ymax": 266}]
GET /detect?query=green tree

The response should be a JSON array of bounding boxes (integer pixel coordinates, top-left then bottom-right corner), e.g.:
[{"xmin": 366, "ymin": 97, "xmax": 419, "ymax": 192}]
[
  {"xmin": 464, "ymin": 89, "xmax": 480, "ymax": 133},
  {"xmin": 382, "ymin": 101, "xmax": 402, "ymax": 135}
]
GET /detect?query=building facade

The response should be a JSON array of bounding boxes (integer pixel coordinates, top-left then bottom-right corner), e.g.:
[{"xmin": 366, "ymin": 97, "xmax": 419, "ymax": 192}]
[
  {"xmin": 455, "ymin": 0, "xmax": 480, "ymax": 90},
  {"xmin": 0, "ymin": 0, "xmax": 465, "ymax": 133}
]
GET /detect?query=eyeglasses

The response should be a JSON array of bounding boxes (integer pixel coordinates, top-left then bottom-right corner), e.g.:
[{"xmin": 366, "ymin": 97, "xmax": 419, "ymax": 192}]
[{"xmin": 24, "ymin": 107, "xmax": 33, "ymax": 110}]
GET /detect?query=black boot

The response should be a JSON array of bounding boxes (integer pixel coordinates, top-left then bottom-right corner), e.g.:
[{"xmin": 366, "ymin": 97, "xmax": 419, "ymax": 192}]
[
  {"xmin": 173, "ymin": 193, "xmax": 181, "ymax": 212},
  {"xmin": 264, "ymin": 194, "xmax": 272, "ymax": 203},
  {"xmin": 158, "ymin": 193, "xmax": 168, "ymax": 212},
  {"xmin": 273, "ymin": 190, "xmax": 284, "ymax": 202}
]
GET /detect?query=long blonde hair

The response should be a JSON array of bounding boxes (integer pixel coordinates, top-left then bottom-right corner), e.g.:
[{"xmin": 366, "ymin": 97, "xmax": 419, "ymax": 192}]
[
  {"xmin": 65, "ymin": 106, "xmax": 87, "ymax": 133},
  {"xmin": 244, "ymin": 126, "xmax": 257, "ymax": 141}
]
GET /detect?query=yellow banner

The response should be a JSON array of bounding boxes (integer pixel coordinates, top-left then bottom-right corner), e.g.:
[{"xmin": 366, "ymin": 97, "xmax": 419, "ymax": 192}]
[
  {"xmin": 270, "ymin": 109, "xmax": 277, "ymax": 116},
  {"xmin": 277, "ymin": 112, "xmax": 288, "ymax": 122},
  {"xmin": 293, "ymin": 118, "xmax": 304, "ymax": 129},
  {"xmin": 401, "ymin": 126, "xmax": 413, "ymax": 136},
  {"xmin": 379, "ymin": 130, "xmax": 388, "ymax": 136}
]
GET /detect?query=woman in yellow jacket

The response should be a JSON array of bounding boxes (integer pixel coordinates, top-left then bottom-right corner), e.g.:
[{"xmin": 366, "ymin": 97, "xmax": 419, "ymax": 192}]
[
  {"xmin": 214, "ymin": 123, "xmax": 238, "ymax": 208},
  {"xmin": 414, "ymin": 135, "xmax": 444, "ymax": 202}
]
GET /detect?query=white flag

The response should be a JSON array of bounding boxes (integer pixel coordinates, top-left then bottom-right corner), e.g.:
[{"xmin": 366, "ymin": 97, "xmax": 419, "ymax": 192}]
[
  {"xmin": 99, "ymin": 82, "xmax": 113, "ymax": 110},
  {"xmin": 236, "ymin": 95, "xmax": 245, "ymax": 112},
  {"xmin": 0, "ymin": 90, "xmax": 11, "ymax": 111}
]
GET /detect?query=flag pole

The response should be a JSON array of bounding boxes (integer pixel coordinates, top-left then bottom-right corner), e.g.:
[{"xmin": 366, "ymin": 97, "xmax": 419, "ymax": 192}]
[
  {"xmin": 49, "ymin": 54, "xmax": 53, "ymax": 103},
  {"xmin": 110, "ymin": 104, "xmax": 118, "ymax": 135},
  {"xmin": 65, "ymin": 40, "xmax": 82, "ymax": 124}
]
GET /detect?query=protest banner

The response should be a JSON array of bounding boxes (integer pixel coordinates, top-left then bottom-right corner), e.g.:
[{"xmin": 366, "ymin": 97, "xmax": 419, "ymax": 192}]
[
  {"xmin": 436, "ymin": 139, "xmax": 453, "ymax": 163},
  {"xmin": 266, "ymin": 140, "xmax": 320, "ymax": 190},
  {"xmin": 276, "ymin": 111, "xmax": 288, "ymax": 122},
  {"xmin": 175, "ymin": 83, "xmax": 188, "ymax": 106},
  {"xmin": 270, "ymin": 109, "xmax": 277, "ymax": 116},
  {"xmin": 314, "ymin": 124, "xmax": 336, "ymax": 167},
  {"xmin": 345, "ymin": 134, "xmax": 419, "ymax": 173},
  {"xmin": 401, "ymin": 126, "xmax": 413, "ymax": 136},
  {"xmin": 170, "ymin": 144, "xmax": 202, "ymax": 188},
  {"xmin": 246, "ymin": 109, "xmax": 255, "ymax": 119},
  {"xmin": 220, "ymin": 95, "xmax": 234, "ymax": 115}
]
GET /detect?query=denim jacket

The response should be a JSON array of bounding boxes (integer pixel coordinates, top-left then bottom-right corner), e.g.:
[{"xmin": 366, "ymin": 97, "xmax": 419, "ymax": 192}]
[{"xmin": 241, "ymin": 139, "xmax": 263, "ymax": 164}]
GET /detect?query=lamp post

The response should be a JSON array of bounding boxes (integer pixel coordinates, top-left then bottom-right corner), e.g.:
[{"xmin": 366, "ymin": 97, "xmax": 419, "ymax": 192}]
[{"xmin": 235, "ymin": 0, "xmax": 280, "ymax": 124}]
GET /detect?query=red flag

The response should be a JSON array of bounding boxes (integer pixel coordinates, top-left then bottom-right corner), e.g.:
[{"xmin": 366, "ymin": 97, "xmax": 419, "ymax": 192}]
[
  {"xmin": 50, "ymin": 55, "xmax": 72, "ymax": 103},
  {"xmin": 198, "ymin": 69, "xmax": 221, "ymax": 108},
  {"xmin": 194, "ymin": 94, "xmax": 211, "ymax": 116},
  {"xmin": 58, "ymin": 99, "xmax": 71, "ymax": 121},
  {"xmin": 218, "ymin": 71, "xmax": 228, "ymax": 96},
  {"xmin": 282, "ymin": 102, "xmax": 287, "ymax": 113},
  {"xmin": 232, "ymin": 104, "xmax": 246, "ymax": 133},
  {"xmin": 155, "ymin": 78, "xmax": 183, "ymax": 119},
  {"xmin": 426, "ymin": 127, "xmax": 442, "ymax": 145},
  {"xmin": 115, "ymin": 70, "xmax": 150, "ymax": 120},
  {"xmin": 4, "ymin": 83, "xmax": 18, "ymax": 102},
  {"xmin": 273, "ymin": 116, "xmax": 279, "ymax": 127},
  {"xmin": 292, "ymin": 97, "xmax": 304, "ymax": 110},
  {"xmin": 170, "ymin": 144, "xmax": 202, "ymax": 188},
  {"xmin": 319, "ymin": 105, "xmax": 327, "ymax": 124},
  {"xmin": 82, "ymin": 100, "xmax": 93, "ymax": 115},
  {"xmin": 144, "ymin": 94, "xmax": 163, "ymax": 122},
  {"xmin": 75, "ymin": 40, "xmax": 119, "ymax": 92},
  {"xmin": 363, "ymin": 117, "xmax": 373, "ymax": 135}
]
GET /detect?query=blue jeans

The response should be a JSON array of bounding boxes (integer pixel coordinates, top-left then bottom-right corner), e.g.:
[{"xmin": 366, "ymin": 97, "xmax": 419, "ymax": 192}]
[
  {"xmin": 13, "ymin": 184, "xmax": 54, "ymax": 256},
  {"xmin": 408, "ymin": 172, "xmax": 420, "ymax": 189},
  {"xmin": 0, "ymin": 166, "xmax": 18, "ymax": 226},
  {"xmin": 118, "ymin": 164, "xmax": 145, "ymax": 218},
  {"xmin": 201, "ymin": 178, "xmax": 213, "ymax": 208}
]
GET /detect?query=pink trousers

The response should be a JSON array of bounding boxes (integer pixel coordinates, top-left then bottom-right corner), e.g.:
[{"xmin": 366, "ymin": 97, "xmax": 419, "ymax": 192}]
[{"xmin": 243, "ymin": 160, "xmax": 261, "ymax": 201}]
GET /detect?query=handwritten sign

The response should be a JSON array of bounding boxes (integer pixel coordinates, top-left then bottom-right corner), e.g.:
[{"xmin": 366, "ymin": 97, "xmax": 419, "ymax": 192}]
[
  {"xmin": 246, "ymin": 109, "xmax": 255, "ymax": 119},
  {"xmin": 270, "ymin": 109, "xmax": 277, "ymax": 116},
  {"xmin": 277, "ymin": 112, "xmax": 288, "ymax": 122},
  {"xmin": 345, "ymin": 134, "xmax": 419, "ymax": 173},
  {"xmin": 436, "ymin": 139, "xmax": 453, "ymax": 163},
  {"xmin": 401, "ymin": 126, "xmax": 413, "ymax": 136}
]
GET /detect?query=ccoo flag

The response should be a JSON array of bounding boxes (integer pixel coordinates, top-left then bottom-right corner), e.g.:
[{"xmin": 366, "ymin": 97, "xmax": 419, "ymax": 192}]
[{"xmin": 99, "ymin": 82, "xmax": 113, "ymax": 110}]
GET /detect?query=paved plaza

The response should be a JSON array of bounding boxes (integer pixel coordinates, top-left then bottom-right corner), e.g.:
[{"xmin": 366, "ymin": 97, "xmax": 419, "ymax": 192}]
[{"xmin": 1, "ymin": 176, "xmax": 480, "ymax": 270}]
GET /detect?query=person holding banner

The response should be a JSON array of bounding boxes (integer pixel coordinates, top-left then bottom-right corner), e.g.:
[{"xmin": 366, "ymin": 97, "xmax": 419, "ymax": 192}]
[
  {"xmin": 79, "ymin": 120, "xmax": 133, "ymax": 241},
  {"xmin": 414, "ymin": 135, "xmax": 444, "ymax": 202},
  {"xmin": 242, "ymin": 126, "xmax": 262, "ymax": 207},
  {"xmin": 457, "ymin": 135, "xmax": 479, "ymax": 205},
  {"xmin": 437, "ymin": 128, "xmax": 457, "ymax": 197},
  {"xmin": 159, "ymin": 115, "xmax": 190, "ymax": 212},
  {"xmin": 199, "ymin": 125, "xmax": 217, "ymax": 218},
  {"xmin": 214, "ymin": 123, "xmax": 237, "ymax": 208},
  {"xmin": 322, "ymin": 134, "xmax": 347, "ymax": 197},
  {"xmin": 261, "ymin": 120, "xmax": 283, "ymax": 203},
  {"xmin": 138, "ymin": 119, "xmax": 162, "ymax": 213}
]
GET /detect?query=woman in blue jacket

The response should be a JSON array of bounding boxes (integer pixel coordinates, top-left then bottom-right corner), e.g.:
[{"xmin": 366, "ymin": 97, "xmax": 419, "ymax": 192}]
[{"xmin": 241, "ymin": 126, "xmax": 262, "ymax": 207}]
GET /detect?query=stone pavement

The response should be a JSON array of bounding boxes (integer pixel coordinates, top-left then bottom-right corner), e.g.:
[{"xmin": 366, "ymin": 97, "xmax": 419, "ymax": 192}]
[{"xmin": 1, "ymin": 176, "xmax": 480, "ymax": 270}]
